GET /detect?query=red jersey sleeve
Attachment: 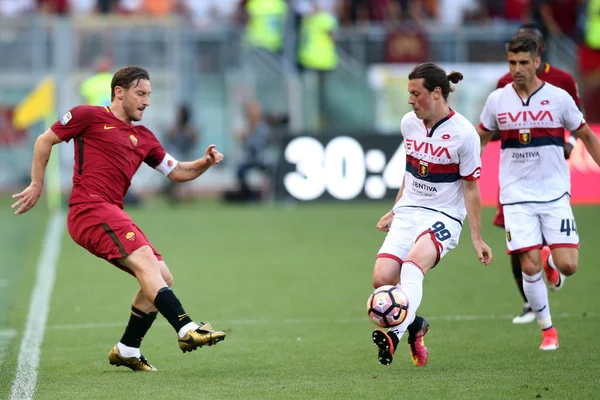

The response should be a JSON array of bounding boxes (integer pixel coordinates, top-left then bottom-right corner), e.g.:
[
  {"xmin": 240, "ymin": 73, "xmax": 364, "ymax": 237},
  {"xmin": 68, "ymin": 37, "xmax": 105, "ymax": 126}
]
[
  {"xmin": 143, "ymin": 130, "xmax": 167, "ymax": 169},
  {"xmin": 561, "ymin": 75, "xmax": 581, "ymax": 107},
  {"xmin": 51, "ymin": 105, "xmax": 95, "ymax": 142},
  {"xmin": 496, "ymin": 73, "xmax": 512, "ymax": 89}
]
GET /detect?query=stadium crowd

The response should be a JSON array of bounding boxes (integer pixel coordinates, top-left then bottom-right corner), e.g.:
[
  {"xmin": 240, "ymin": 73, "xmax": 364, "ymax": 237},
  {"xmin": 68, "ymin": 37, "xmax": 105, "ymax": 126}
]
[{"xmin": 1, "ymin": 0, "xmax": 598, "ymax": 122}]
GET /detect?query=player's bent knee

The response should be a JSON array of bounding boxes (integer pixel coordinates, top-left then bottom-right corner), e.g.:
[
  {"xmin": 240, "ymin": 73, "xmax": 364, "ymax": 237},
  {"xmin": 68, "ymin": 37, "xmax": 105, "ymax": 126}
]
[
  {"xmin": 122, "ymin": 245, "xmax": 161, "ymax": 273},
  {"xmin": 559, "ymin": 261, "xmax": 577, "ymax": 276},
  {"xmin": 373, "ymin": 275, "xmax": 396, "ymax": 289},
  {"xmin": 163, "ymin": 270, "xmax": 174, "ymax": 288},
  {"xmin": 372, "ymin": 259, "xmax": 400, "ymax": 288}
]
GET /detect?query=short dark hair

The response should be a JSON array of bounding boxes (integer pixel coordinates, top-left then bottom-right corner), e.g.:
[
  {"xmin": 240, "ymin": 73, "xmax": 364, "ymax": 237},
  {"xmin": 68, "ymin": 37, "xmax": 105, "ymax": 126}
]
[
  {"xmin": 518, "ymin": 22, "xmax": 548, "ymax": 43},
  {"xmin": 111, "ymin": 66, "xmax": 150, "ymax": 101},
  {"xmin": 408, "ymin": 62, "xmax": 463, "ymax": 100},
  {"xmin": 507, "ymin": 34, "xmax": 540, "ymax": 58}
]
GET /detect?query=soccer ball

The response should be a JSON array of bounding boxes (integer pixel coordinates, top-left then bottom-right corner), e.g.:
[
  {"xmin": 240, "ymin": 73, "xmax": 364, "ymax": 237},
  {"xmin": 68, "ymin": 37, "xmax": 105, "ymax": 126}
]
[{"xmin": 366, "ymin": 285, "xmax": 409, "ymax": 328}]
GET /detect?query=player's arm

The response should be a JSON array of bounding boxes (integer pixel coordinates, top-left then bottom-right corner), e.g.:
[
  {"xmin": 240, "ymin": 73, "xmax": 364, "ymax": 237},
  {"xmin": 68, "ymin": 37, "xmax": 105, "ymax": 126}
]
[
  {"xmin": 376, "ymin": 179, "xmax": 405, "ymax": 232},
  {"xmin": 462, "ymin": 179, "xmax": 492, "ymax": 266},
  {"xmin": 477, "ymin": 89, "xmax": 500, "ymax": 154},
  {"xmin": 477, "ymin": 125, "xmax": 496, "ymax": 155},
  {"xmin": 168, "ymin": 144, "xmax": 223, "ymax": 182},
  {"xmin": 11, "ymin": 129, "xmax": 62, "ymax": 215},
  {"xmin": 573, "ymin": 124, "xmax": 600, "ymax": 167},
  {"xmin": 563, "ymin": 75, "xmax": 583, "ymax": 158}
]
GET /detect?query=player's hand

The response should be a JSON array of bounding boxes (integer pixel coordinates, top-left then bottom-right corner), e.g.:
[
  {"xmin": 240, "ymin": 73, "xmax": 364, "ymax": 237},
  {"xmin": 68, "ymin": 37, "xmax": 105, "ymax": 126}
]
[
  {"xmin": 376, "ymin": 211, "xmax": 394, "ymax": 232},
  {"xmin": 11, "ymin": 182, "xmax": 43, "ymax": 215},
  {"xmin": 204, "ymin": 144, "xmax": 223, "ymax": 166},
  {"xmin": 473, "ymin": 239, "xmax": 492, "ymax": 266}
]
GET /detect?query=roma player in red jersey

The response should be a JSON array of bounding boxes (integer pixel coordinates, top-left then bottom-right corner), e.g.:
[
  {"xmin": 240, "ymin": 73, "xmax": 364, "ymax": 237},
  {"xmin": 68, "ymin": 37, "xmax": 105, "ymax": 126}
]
[
  {"xmin": 12, "ymin": 66, "xmax": 226, "ymax": 371},
  {"xmin": 492, "ymin": 24, "xmax": 583, "ymax": 325}
]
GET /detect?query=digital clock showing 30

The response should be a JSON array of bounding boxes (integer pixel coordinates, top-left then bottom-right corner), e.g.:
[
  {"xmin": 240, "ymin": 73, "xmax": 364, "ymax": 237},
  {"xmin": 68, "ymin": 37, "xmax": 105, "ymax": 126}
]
[{"xmin": 274, "ymin": 134, "xmax": 406, "ymax": 201}]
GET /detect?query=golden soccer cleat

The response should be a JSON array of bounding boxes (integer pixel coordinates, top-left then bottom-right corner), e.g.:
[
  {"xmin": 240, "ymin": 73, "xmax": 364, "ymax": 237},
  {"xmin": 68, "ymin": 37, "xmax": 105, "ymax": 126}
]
[
  {"xmin": 178, "ymin": 322, "xmax": 226, "ymax": 353},
  {"xmin": 108, "ymin": 346, "xmax": 157, "ymax": 371}
]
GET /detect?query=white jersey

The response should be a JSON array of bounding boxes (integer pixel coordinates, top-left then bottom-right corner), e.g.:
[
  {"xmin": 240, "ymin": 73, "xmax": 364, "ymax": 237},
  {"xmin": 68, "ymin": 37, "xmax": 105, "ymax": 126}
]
[
  {"xmin": 395, "ymin": 110, "xmax": 482, "ymax": 223},
  {"xmin": 479, "ymin": 82, "xmax": 585, "ymax": 205}
]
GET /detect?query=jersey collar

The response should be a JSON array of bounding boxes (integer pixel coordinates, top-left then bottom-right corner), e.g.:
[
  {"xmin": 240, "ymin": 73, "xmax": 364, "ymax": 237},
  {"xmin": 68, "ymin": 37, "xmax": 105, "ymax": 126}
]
[{"xmin": 423, "ymin": 108, "xmax": 455, "ymax": 137}]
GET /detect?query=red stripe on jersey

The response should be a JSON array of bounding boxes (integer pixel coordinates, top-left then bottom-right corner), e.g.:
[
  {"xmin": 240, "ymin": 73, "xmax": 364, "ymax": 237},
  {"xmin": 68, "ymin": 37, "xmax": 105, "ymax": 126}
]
[
  {"xmin": 500, "ymin": 127, "xmax": 565, "ymax": 141},
  {"xmin": 406, "ymin": 154, "xmax": 459, "ymax": 174},
  {"xmin": 479, "ymin": 122, "xmax": 492, "ymax": 132},
  {"xmin": 462, "ymin": 167, "xmax": 481, "ymax": 181}
]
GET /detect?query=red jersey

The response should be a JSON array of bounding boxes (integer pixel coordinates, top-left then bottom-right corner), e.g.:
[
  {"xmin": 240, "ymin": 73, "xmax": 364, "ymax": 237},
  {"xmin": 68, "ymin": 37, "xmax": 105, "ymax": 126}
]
[
  {"xmin": 496, "ymin": 62, "xmax": 581, "ymax": 106},
  {"xmin": 51, "ymin": 105, "xmax": 167, "ymax": 208}
]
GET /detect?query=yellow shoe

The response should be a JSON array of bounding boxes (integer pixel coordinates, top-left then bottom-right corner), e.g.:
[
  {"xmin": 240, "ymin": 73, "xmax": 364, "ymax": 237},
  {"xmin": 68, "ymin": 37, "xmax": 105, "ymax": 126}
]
[
  {"xmin": 108, "ymin": 346, "xmax": 157, "ymax": 371},
  {"xmin": 178, "ymin": 322, "xmax": 226, "ymax": 353}
]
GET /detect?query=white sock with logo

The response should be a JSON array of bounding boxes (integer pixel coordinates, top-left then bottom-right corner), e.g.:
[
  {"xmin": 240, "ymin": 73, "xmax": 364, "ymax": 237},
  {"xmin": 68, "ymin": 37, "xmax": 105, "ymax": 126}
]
[
  {"xmin": 117, "ymin": 342, "xmax": 141, "ymax": 359},
  {"xmin": 522, "ymin": 271, "xmax": 552, "ymax": 329},
  {"xmin": 389, "ymin": 262, "xmax": 424, "ymax": 340}
]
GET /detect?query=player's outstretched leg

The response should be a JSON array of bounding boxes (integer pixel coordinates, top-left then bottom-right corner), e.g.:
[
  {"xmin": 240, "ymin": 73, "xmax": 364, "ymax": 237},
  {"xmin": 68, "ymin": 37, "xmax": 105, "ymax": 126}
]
[
  {"xmin": 510, "ymin": 254, "xmax": 535, "ymax": 324},
  {"xmin": 407, "ymin": 316, "xmax": 429, "ymax": 367},
  {"xmin": 108, "ymin": 345, "xmax": 157, "ymax": 371},
  {"xmin": 153, "ymin": 287, "xmax": 226, "ymax": 353},
  {"xmin": 372, "ymin": 329, "xmax": 399, "ymax": 366},
  {"xmin": 541, "ymin": 247, "xmax": 565, "ymax": 291},
  {"xmin": 109, "ymin": 305, "xmax": 158, "ymax": 371}
]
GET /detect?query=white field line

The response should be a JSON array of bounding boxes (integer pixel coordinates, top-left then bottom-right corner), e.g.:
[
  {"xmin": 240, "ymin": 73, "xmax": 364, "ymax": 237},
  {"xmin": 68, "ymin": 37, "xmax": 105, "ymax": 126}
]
[
  {"xmin": 10, "ymin": 212, "xmax": 64, "ymax": 400},
  {"xmin": 45, "ymin": 311, "xmax": 599, "ymax": 331}
]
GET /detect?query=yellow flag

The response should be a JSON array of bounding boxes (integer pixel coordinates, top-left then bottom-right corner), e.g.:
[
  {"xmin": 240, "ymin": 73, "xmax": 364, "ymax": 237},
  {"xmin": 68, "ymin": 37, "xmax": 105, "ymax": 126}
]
[{"xmin": 13, "ymin": 77, "xmax": 55, "ymax": 130}]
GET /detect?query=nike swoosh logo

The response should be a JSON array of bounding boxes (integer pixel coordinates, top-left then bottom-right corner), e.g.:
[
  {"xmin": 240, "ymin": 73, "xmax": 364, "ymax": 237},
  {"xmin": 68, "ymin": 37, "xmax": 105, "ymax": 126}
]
[
  {"xmin": 178, "ymin": 336, "xmax": 195, "ymax": 345},
  {"xmin": 535, "ymin": 305, "xmax": 547, "ymax": 313},
  {"xmin": 115, "ymin": 353, "xmax": 134, "ymax": 366},
  {"xmin": 104, "ymin": 125, "xmax": 116, "ymax": 130}
]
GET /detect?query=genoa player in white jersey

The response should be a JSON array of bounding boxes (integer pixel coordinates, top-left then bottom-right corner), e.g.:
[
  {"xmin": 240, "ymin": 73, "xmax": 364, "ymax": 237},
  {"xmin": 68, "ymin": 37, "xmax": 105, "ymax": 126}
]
[
  {"xmin": 372, "ymin": 62, "xmax": 492, "ymax": 367},
  {"xmin": 478, "ymin": 34, "xmax": 600, "ymax": 350}
]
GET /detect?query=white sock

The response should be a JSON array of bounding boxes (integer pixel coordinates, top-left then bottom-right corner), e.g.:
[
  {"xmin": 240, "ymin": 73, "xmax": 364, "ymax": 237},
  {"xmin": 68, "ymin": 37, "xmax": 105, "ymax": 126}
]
[
  {"xmin": 548, "ymin": 253, "xmax": 557, "ymax": 269},
  {"xmin": 117, "ymin": 342, "xmax": 141, "ymax": 358},
  {"xmin": 178, "ymin": 321, "xmax": 200, "ymax": 338},
  {"xmin": 389, "ymin": 262, "xmax": 424, "ymax": 340},
  {"xmin": 522, "ymin": 271, "xmax": 552, "ymax": 329}
]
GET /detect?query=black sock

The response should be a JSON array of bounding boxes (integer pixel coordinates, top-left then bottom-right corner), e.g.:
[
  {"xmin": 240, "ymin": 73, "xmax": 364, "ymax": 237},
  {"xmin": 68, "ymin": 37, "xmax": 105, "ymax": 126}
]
[
  {"xmin": 153, "ymin": 287, "xmax": 193, "ymax": 333},
  {"xmin": 120, "ymin": 306, "xmax": 158, "ymax": 348},
  {"xmin": 511, "ymin": 253, "xmax": 528, "ymax": 303}
]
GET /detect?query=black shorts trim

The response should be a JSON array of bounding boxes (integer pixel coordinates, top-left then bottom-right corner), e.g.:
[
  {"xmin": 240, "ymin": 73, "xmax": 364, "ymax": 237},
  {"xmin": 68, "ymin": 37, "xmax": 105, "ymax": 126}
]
[
  {"xmin": 101, "ymin": 223, "xmax": 128, "ymax": 257},
  {"xmin": 502, "ymin": 192, "xmax": 569, "ymax": 206},
  {"xmin": 396, "ymin": 205, "xmax": 462, "ymax": 226}
]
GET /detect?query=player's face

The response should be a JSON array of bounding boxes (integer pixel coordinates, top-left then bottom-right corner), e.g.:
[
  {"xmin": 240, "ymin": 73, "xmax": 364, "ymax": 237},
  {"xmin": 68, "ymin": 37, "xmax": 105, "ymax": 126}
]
[
  {"xmin": 407, "ymin": 78, "xmax": 437, "ymax": 121},
  {"xmin": 508, "ymin": 51, "xmax": 540, "ymax": 87},
  {"xmin": 123, "ymin": 79, "xmax": 151, "ymax": 122}
]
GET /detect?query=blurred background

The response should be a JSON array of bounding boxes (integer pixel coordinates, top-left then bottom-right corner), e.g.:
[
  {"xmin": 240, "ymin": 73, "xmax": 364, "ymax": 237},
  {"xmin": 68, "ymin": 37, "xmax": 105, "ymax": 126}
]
[{"xmin": 1, "ymin": 0, "xmax": 599, "ymax": 205}]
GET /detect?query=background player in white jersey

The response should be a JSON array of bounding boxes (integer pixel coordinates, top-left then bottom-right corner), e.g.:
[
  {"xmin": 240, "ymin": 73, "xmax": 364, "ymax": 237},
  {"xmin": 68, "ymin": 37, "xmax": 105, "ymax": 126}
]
[
  {"xmin": 372, "ymin": 62, "xmax": 492, "ymax": 367},
  {"xmin": 478, "ymin": 34, "xmax": 600, "ymax": 350},
  {"xmin": 494, "ymin": 24, "xmax": 584, "ymax": 325}
]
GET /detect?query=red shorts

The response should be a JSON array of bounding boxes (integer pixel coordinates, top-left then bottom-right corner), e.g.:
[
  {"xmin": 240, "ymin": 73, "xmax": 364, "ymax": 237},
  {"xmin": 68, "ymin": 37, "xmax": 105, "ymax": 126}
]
[{"xmin": 67, "ymin": 202, "xmax": 162, "ymax": 274}]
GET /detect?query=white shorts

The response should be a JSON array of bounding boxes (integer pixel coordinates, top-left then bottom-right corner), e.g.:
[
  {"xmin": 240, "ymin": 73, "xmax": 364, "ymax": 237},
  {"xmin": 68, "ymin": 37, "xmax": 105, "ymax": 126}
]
[
  {"xmin": 377, "ymin": 207, "xmax": 462, "ymax": 266},
  {"xmin": 503, "ymin": 195, "xmax": 580, "ymax": 254}
]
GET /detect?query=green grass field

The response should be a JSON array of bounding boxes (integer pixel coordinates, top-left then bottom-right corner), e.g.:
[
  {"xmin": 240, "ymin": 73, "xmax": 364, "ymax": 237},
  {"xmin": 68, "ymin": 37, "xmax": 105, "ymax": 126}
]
[{"xmin": 1, "ymin": 198, "xmax": 599, "ymax": 399}]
